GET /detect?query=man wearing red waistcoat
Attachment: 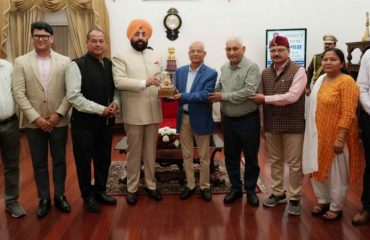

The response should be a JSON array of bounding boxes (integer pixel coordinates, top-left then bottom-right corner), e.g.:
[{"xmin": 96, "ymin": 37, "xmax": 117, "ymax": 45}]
[{"xmin": 249, "ymin": 35, "xmax": 307, "ymax": 215}]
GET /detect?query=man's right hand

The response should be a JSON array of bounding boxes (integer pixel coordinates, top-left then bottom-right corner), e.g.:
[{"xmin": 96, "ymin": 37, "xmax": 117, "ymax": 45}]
[
  {"xmin": 101, "ymin": 107, "xmax": 114, "ymax": 117},
  {"xmin": 34, "ymin": 117, "xmax": 53, "ymax": 132},
  {"xmin": 146, "ymin": 73, "xmax": 161, "ymax": 87},
  {"xmin": 207, "ymin": 92, "xmax": 222, "ymax": 103}
]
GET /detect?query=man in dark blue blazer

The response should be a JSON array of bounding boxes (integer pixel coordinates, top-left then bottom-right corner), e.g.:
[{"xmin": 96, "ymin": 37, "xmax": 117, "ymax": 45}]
[{"xmin": 173, "ymin": 41, "xmax": 218, "ymax": 201}]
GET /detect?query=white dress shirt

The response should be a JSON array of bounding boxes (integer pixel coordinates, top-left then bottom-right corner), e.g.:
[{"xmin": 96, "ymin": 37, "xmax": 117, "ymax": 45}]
[
  {"xmin": 183, "ymin": 65, "xmax": 201, "ymax": 112},
  {"xmin": 357, "ymin": 49, "xmax": 370, "ymax": 115},
  {"xmin": 66, "ymin": 61, "xmax": 120, "ymax": 115},
  {"xmin": 0, "ymin": 59, "xmax": 15, "ymax": 119}
]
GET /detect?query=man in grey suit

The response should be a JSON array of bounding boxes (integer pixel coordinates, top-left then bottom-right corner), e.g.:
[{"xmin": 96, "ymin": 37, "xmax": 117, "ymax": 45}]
[{"xmin": 12, "ymin": 21, "xmax": 71, "ymax": 218}]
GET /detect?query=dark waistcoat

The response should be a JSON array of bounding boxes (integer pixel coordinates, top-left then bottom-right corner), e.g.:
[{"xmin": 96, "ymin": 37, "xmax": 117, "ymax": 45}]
[
  {"xmin": 70, "ymin": 53, "xmax": 115, "ymax": 128},
  {"xmin": 262, "ymin": 60, "xmax": 305, "ymax": 133}
]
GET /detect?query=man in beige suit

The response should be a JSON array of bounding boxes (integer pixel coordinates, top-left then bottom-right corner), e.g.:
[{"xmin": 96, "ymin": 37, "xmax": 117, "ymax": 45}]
[
  {"xmin": 12, "ymin": 22, "xmax": 71, "ymax": 218},
  {"xmin": 112, "ymin": 19, "xmax": 162, "ymax": 205}
]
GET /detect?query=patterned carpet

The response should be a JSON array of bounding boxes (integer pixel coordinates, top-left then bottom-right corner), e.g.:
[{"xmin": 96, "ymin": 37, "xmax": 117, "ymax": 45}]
[{"xmin": 106, "ymin": 159, "xmax": 267, "ymax": 195}]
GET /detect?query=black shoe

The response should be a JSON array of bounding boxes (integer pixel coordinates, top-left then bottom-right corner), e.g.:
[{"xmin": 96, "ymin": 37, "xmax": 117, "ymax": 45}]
[
  {"xmin": 95, "ymin": 193, "xmax": 117, "ymax": 205},
  {"xmin": 179, "ymin": 187, "xmax": 196, "ymax": 200},
  {"xmin": 201, "ymin": 188, "xmax": 212, "ymax": 202},
  {"xmin": 84, "ymin": 196, "xmax": 100, "ymax": 213},
  {"xmin": 246, "ymin": 192, "xmax": 259, "ymax": 207},
  {"xmin": 224, "ymin": 191, "xmax": 243, "ymax": 204},
  {"xmin": 126, "ymin": 192, "xmax": 137, "ymax": 205},
  {"xmin": 54, "ymin": 195, "xmax": 71, "ymax": 213},
  {"xmin": 37, "ymin": 199, "xmax": 51, "ymax": 219},
  {"xmin": 145, "ymin": 188, "xmax": 162, "ymax": 201}
]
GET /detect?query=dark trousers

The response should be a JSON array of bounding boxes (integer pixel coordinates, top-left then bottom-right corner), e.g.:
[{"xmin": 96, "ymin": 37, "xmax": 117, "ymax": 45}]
[
  {"xmin": 0, "ymin": 118, "xmax": 20, "ymax": 204},
  {"xmin": 360, "ymin": 111, "xmax": 370, "ymax": 211},
  {"xmin": 26, "ymin": 126, "xmax": 68, "ymax": 199},
  {"xmin": 71, "ymin": 125, "xmax": 112, "ymax": 199},
  {"xmin": 222, "ymin": 111, "xmax": 260, "ymax": 193}
]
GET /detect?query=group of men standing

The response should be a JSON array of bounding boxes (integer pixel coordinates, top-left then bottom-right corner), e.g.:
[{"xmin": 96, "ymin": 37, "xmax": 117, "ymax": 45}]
[
  {"xmin": 6, "ymin": 22, "xmax": 121, "ymax": 218},
  {"xmin": 209, "ymin": 35, "xmax": 307, "ymax": 216},
  {"xmin": 1, "ymin": 18, "xmax": 369, "ymax": 226},
  {"xmin": 1, "ymin": 19, "xmax": 169, "ymax": 218}
]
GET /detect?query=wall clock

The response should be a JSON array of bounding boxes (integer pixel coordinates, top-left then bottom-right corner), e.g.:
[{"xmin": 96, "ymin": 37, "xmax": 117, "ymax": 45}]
[{"xmin": 164, "ymin": 8, "xmax": 182, "ymax": 41}]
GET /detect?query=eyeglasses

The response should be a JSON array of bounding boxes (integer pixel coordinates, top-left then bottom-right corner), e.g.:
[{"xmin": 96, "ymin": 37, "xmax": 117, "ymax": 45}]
[
  {"xmin": 189, "ymin": 49, "xmax": 204, "ymax": 54},
  {"xmin": 225, "ymin": 47, "xmax": 241, "ymax": 52},
  {"xmin": 269, "ymin": 48, "xmax": 287, "ymax": 54},
  {"xmin": 32, "ymin": 34, "xmax": 51, "ymax": 41}
]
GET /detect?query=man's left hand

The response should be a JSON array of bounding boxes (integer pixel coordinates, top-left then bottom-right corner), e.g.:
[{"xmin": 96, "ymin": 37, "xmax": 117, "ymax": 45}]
[
  {"xmin": 48, "ymin": 113, "xmax": 62, "ymax": 127},
  {"xmin": 249, "ymin": 94, "xmax": 265, "ymax": 104}
]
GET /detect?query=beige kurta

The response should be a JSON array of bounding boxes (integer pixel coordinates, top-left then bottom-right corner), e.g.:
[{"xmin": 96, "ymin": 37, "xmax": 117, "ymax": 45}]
[
  {"xmin": 112, "ymin": 47, "xmax": 163, "ymax": 192},
  {"xmin": 112, "ymin": 47, "xmax": 162, "ymax": 125}
]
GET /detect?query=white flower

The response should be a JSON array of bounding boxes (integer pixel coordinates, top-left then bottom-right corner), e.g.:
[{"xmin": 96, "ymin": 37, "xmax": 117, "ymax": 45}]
[
  {"xmin": 158, "ymin": 127, "xmax": 176, "ymax": 137},
  {"xmin": 162, "ymin": 135, "xmax": 170, "ymax": 142},
  {"xmin": 174, "ymin": 140, "xmax": 180, "ymax": 147},
  {"xmin": 158, "ymin": 127, "xmax": 165, "ymax": 136},
  {"xmin": 158, "ymin": 126, "xmax": 177, "ymax": 144}
]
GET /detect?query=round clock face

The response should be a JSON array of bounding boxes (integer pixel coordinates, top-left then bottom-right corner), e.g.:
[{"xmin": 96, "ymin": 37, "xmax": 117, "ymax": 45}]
[{"xmin": 165, "ymin": 15, "xmax": 181, "ymax": 30}]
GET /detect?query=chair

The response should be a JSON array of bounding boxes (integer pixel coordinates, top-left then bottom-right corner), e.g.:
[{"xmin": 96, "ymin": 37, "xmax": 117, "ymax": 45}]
[{"xmin": 159, "ymin": 98, "xmax": 178, "ymax": 129}]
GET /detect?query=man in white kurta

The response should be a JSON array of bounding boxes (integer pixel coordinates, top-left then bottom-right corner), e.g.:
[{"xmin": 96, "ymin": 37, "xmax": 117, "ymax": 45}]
[{"xmin": 112, "ymin": 19, "xmax": 163, "ymax": 205}]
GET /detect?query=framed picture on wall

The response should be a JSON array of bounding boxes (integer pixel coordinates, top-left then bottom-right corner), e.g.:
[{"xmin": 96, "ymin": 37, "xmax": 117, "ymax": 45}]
[{"xmin": 266, "ymin": 28, "xmax": 307, "ymax": 68}]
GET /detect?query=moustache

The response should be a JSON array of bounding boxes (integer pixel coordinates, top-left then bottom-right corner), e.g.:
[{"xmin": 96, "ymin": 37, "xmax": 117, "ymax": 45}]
[
  {"xmin": 131, "ymin": 39, "xmax": 148, "ymax": 52},
  {"xmin": 135, "ymin": 40, "xmax": 145, "ymax": 45}
]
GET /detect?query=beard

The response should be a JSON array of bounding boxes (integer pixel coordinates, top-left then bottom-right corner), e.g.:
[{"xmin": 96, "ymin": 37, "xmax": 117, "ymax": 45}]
[{"xmin": 130, "ymin": 39, "xmax": 148, "ymax": 52}]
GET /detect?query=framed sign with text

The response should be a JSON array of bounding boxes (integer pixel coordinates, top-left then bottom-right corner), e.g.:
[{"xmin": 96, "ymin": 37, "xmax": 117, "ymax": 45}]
[{"xmin": 266, "ymin": 28, "xmax": 307, "ymax": 68}]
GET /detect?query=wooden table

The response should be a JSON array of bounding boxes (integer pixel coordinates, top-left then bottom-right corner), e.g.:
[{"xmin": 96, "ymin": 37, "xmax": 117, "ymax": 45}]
[{"xmin": 115, "ymin": 134, "xmax": 224, "ymax": 185}]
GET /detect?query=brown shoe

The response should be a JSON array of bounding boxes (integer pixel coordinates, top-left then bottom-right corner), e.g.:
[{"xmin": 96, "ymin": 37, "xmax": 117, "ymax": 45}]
[{"xmin": 352, "ymin": 209, "xmax": 370, "ymax": 225}]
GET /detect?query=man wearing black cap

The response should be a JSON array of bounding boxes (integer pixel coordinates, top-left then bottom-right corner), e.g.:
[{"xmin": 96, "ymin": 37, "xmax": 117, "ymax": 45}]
[{"xmin": 249, "ymin": 35, "xmax": 307, "ymax": 215}]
